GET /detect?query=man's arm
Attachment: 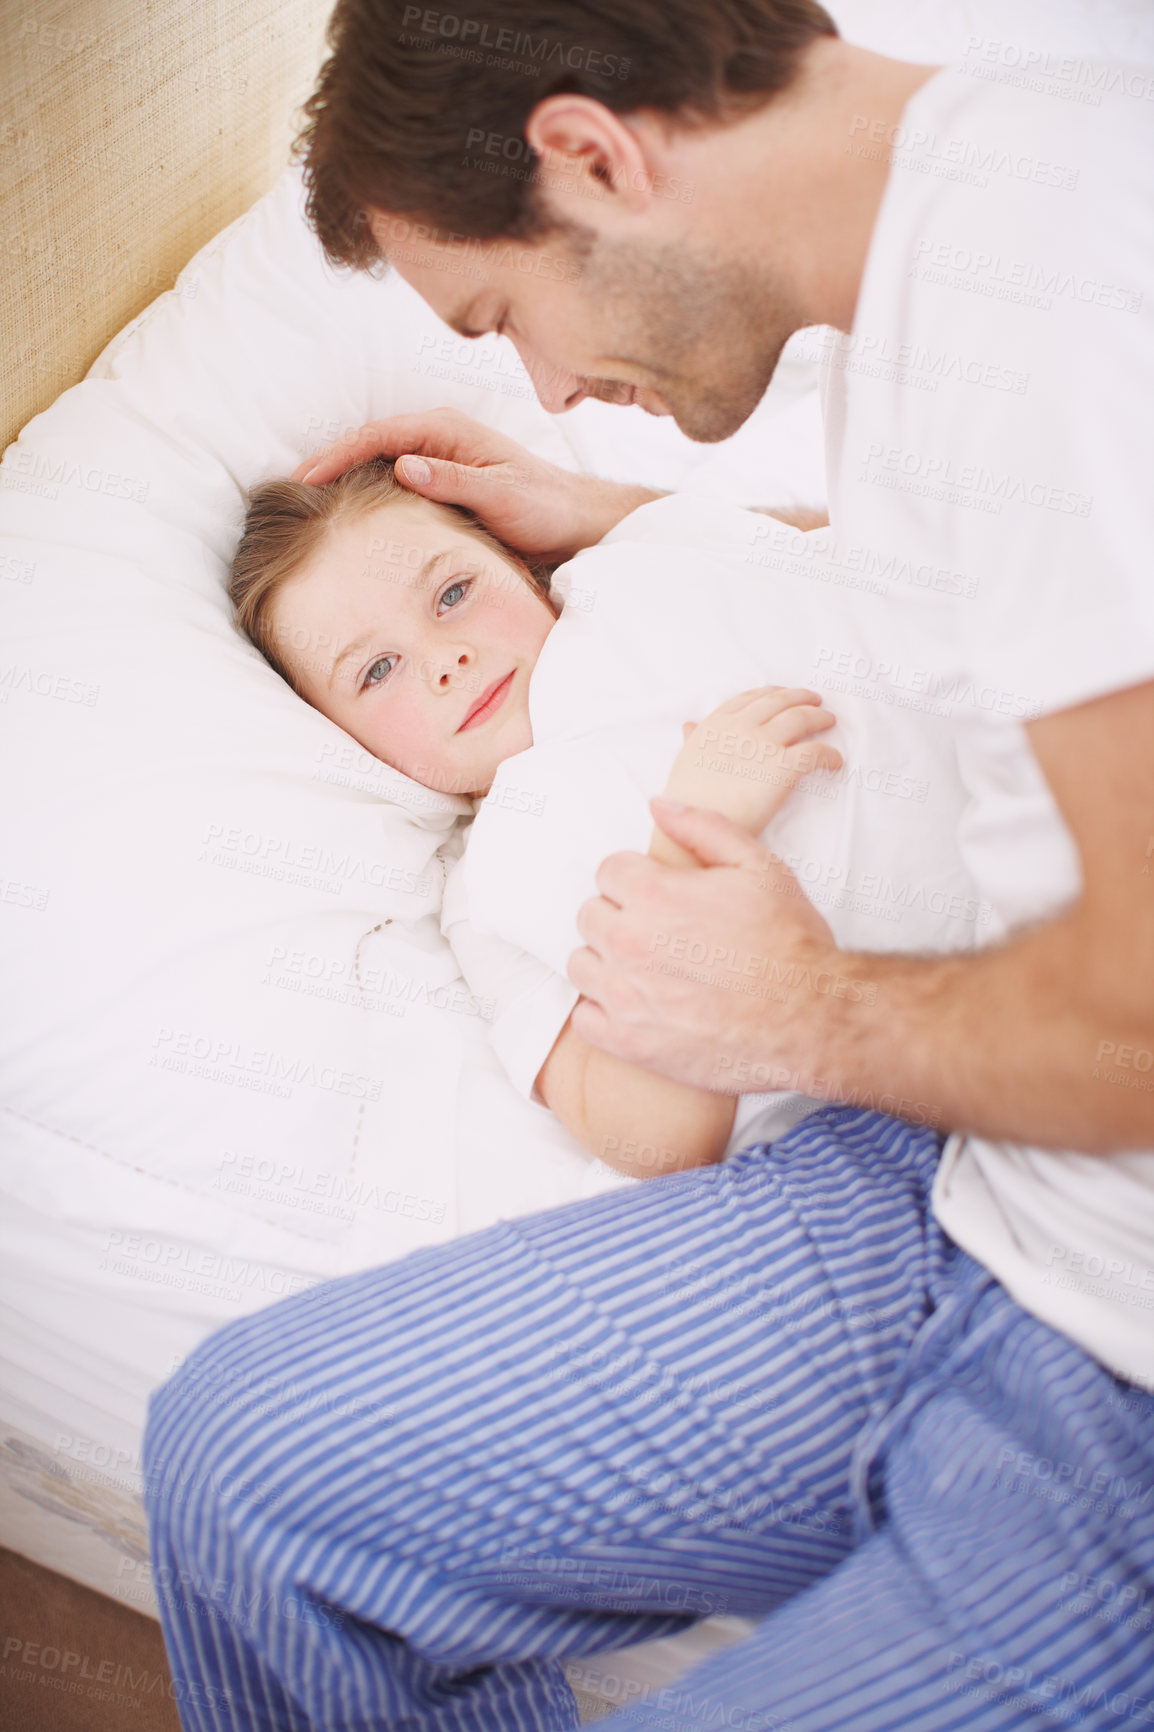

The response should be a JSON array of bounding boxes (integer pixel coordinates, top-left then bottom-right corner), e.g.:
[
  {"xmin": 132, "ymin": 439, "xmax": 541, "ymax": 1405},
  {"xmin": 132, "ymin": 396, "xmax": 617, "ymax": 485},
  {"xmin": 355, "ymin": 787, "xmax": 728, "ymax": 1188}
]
[
  {"xmin": 567, "ymin": 680, "xmax": 1154, "ymax": 1151},
  {"xmin": 293, "ymin": 408, "xmax": 661, "ymax": 559},
  {"xmin": 292, "ymin": 409, "xmax": 826, "ymax": 556}
]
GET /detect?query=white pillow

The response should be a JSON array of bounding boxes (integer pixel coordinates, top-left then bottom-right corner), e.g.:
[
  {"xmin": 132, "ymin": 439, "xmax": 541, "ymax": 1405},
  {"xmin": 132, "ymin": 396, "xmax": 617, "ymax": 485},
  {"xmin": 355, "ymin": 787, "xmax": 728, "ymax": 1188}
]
[
  {"xmin": 0, "ymin": 170, "xmax": 574, "ymax": 1266},
  {"xmin": 0, "ymin": 171, "xmax": 581, "ymax": 1605}
]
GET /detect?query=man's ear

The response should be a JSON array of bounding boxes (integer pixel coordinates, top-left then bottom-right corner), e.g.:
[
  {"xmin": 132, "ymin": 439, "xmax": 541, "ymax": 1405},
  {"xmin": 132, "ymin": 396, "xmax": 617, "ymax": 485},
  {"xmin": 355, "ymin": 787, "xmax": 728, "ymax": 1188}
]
[{"xmin": 524, "ymin": 95, "xmax": 654, "ymax": 228}]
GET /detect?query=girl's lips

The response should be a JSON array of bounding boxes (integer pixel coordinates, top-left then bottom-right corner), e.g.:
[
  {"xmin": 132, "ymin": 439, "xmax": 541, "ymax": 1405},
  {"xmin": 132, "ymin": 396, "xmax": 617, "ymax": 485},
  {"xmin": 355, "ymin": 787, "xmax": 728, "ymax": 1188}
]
[{"xmin": 458, "ymin": 671, "xmax": 514, "ymax": 732}]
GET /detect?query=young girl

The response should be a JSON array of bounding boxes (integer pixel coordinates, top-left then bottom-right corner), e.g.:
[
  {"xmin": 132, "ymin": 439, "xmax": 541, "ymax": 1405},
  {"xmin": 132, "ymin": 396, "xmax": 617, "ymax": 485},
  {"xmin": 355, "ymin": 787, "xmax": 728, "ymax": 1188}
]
[{"xmin": 230, "ymin": 458, "xmax": 841, "ymax": 1179}]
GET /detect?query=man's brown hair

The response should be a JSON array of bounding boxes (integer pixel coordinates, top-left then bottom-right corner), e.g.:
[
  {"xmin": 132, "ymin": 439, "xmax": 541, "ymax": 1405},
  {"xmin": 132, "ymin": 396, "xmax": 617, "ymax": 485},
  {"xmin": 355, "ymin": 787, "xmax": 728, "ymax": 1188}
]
[{"xmin": 299, "ymin": 0, "xmax": 837, "ymax": 270}]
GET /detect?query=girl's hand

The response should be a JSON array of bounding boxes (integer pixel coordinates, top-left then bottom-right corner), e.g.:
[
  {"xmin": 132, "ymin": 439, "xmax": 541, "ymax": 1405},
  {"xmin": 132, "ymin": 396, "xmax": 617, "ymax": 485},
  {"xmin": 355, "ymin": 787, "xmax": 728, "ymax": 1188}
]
[{"xmin": 663, "ymin": 687, "xmax": 842, "ymax": 835}]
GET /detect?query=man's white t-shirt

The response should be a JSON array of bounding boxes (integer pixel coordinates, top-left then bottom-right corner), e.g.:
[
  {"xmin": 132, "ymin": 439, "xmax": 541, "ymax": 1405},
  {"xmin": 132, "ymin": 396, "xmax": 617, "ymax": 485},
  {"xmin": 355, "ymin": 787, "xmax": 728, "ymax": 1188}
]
[
  {"xmin": 447, "ymin": 61, "xmax": 1154, "ymax": 1391},
  {"xmin": 815, "ymin": 63, "xmax": 1154, "ymax": 1388}
]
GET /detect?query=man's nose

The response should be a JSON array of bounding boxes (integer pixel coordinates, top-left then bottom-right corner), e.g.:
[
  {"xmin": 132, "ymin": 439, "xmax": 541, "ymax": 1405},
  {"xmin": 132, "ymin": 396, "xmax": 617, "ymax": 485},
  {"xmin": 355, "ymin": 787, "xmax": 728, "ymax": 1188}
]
[{"xmin": 514, "ymin": 339, "xmax": 587, "ymax": 413}]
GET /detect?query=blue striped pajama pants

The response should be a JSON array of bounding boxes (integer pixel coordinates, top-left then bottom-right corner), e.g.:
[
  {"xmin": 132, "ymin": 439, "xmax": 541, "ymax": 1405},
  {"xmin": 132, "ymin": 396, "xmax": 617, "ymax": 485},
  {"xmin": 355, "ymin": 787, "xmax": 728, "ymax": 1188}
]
[{"xmin": 143, "ymin": 1107, "xmax": 1154, "ymax": 1731}]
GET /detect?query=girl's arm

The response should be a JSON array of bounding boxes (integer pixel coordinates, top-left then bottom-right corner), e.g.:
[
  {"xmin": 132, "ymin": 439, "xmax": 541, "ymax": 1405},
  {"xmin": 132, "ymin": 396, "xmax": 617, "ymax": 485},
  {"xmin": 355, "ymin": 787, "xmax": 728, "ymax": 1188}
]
[
  {"xmin": 535, "ymin": 688, "xmax": 841, "ymax": 1176},
  {"xmin": 536, "ymin": 1008, "xmax": 736, "ymax": 1178}
]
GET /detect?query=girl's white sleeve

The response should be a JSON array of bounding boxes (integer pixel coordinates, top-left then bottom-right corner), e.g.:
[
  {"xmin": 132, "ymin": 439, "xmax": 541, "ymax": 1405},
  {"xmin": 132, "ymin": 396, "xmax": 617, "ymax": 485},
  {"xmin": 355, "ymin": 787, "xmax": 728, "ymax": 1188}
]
[{"xmin": 440, "ymin": 851, "xmax": 579, "ymax": 1106}]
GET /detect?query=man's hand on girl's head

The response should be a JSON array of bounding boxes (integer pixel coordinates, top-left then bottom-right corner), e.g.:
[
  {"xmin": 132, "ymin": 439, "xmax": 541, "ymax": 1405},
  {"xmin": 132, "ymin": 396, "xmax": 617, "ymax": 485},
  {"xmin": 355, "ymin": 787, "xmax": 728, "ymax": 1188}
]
[{"xmin": 292, "ymin": 407, "xmax": 662, "ymax": 560}]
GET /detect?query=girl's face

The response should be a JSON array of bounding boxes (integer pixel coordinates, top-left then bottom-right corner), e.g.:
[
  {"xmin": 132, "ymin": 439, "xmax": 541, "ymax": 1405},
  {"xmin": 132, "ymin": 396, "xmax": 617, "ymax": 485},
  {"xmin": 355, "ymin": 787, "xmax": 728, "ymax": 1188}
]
[{"xmin": 270, "ymin": 499, "xmax": 557, "ymax": 796}]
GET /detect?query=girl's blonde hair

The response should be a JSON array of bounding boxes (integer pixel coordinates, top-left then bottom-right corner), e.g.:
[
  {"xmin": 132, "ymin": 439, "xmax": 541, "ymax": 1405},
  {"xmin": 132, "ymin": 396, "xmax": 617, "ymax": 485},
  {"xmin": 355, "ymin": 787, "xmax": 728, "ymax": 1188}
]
[{"xmin": 229, "ymin": 457, "xmax": 552, "ymax": 690}]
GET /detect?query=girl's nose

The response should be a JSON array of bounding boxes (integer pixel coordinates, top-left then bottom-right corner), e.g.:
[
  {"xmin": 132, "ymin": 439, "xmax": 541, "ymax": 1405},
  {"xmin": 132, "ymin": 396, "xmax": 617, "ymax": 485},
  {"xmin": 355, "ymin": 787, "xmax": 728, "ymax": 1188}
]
[{"xmin": 435, "ymin": 648, "xmax": 472, "ymax": 688}]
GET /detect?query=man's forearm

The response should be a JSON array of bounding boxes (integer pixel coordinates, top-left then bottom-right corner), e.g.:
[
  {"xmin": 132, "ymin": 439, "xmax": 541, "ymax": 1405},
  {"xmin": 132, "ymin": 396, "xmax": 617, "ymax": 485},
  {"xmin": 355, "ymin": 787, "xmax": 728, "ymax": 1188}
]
[
  {"xmin": 572, "ymin": 687, "xmax": 1154, "ymax": 1156},
  {"xmin": 762, "ymin": 908, "xmax": 1154, "ymax": 1149},
  {"xmin": 750, "ymin": 505, "xmax": 830, "ymax": 532},
  {"xmin": 577, "ymin": 490, "xmax": 829, "ymax": 552},
  {"xmin": 564, "ymin": 477, "xmax": 665, "ymax": 554}
]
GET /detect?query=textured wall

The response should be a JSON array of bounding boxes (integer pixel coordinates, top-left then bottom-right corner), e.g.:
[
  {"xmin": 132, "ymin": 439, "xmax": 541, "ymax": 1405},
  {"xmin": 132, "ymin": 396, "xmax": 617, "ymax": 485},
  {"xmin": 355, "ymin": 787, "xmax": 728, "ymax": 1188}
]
[{"xmin": 1, "ymin": 0, "xmax": 332, "ymax": 450}]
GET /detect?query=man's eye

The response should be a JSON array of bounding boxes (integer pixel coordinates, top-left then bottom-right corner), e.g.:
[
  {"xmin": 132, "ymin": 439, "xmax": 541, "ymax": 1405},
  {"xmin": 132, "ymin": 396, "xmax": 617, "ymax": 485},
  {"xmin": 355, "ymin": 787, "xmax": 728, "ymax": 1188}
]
[{"xmin": 362, "ymin": 655, "xmax": 396, "ymax": 689}]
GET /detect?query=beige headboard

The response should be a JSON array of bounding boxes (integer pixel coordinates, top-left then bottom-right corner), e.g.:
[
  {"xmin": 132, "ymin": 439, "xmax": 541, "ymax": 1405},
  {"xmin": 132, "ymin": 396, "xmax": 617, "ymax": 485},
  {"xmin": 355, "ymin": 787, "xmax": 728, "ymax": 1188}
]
[{"xmin": 1, "ymin": 0, "xmax": 333, "ymax": 452}]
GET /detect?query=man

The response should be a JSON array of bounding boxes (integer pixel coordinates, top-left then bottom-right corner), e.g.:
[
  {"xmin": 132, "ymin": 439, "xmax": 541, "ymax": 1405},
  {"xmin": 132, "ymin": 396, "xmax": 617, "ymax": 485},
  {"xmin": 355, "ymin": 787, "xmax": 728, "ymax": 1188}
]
[{"xmin": 144, "ymin": 2, "xmax": 1154, "ymax": 1726}]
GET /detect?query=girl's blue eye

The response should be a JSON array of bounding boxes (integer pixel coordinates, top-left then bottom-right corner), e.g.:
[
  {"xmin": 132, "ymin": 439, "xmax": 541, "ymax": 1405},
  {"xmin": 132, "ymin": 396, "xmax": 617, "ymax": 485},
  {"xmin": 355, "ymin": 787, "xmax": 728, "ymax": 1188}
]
[
  {"xmin": 363, "ymin": 655, "xmax": 396, "ymax": 689},
  {"xmin": 440, "ymin": 577, "xmax": 471, "ymax": 611},
  {"xmin": 360, "ymin": 577, "xmax": 471, "ymax": 691}
]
